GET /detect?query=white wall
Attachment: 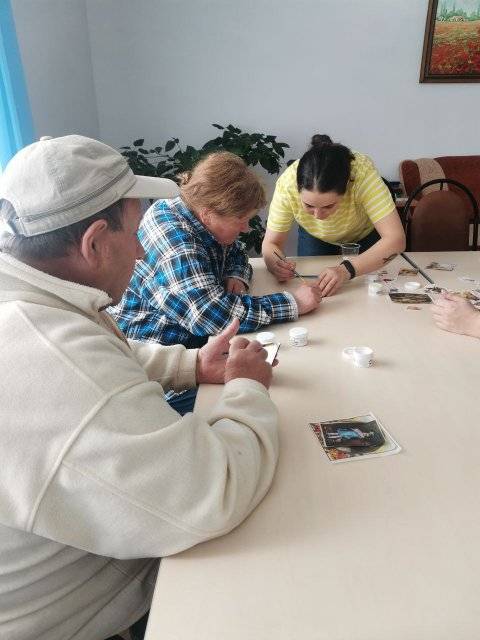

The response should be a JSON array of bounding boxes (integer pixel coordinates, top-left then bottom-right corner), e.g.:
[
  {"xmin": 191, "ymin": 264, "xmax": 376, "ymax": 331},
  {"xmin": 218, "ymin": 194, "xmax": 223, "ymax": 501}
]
[
  {"xmin": 82, "ymin": 0, "xmax": 480, "ymax": 179},
  {"xmin": 13, "ymin": 0, "xmax": 480, "ymax": 175},
  {"xmin": 11, "ymin": 0, "xmax": 480, "ymax": 251},
  {"xmin": 11, "ymin": 0, "xmax": 99, "ymax": 140}
]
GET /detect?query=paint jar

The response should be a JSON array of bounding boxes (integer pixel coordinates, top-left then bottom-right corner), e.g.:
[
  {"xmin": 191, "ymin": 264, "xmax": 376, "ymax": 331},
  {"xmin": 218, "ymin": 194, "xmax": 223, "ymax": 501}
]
[
  {"xmin": 352, "ymin": 346, "xmax": 374, "ymax": 368},
  {"xmin": 256, "ymin": 331, "xmax": 276, "ymax": 346},
  {"xmin": 368, "ymin": 282, "xmax": 384, "ymax": 296},
  {"xmin": 404, "ymin": 281, "xmax": 421, "ymax": 292},
  {"xmin": 342, "ymin": 346, "xmax": 374, "ymax": 368},
  {"xmin": 289, "ymin": 327, "xmax": 308, "ymax": 347}
]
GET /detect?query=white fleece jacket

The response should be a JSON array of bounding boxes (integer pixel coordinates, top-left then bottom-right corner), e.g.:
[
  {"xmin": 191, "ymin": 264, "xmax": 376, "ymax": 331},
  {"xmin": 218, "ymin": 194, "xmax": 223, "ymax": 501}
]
[{"xmin": 0, "ymin": 253, "xmax": 279, "ymax": 640}]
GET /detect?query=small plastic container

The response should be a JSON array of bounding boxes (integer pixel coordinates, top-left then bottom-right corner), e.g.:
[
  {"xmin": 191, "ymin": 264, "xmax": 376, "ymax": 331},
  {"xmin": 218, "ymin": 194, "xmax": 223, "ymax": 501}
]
[
  {"xmin": 404, "ymin": 281, "xmax": 421, "ymax": 292},
  {"xmin": 342, "ymin": 347, "xmax": 357, "ymax": 361},
  {"xmin": 342, "ymin": 346, "xmax": 374, "ymax": 368},
  {"xmin": 256, "ymin": 331, "xmax": 276, "ymax": 345},
  {"xmin": 352, "ymin": 346, "xmax": 374, "ymax": 368},
  {"xmin": 368, "ymin": 282, "xmax": 384, "ymax": 296},
  {"xmin": 289, "ymin": 327, "xmax": 308, "ymax": 347}
]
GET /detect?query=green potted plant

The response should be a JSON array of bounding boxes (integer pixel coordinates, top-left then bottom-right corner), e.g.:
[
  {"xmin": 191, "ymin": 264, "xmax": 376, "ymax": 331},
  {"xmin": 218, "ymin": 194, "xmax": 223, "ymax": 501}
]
[{"xmin": 120, "ymin": 124, "xmax": 290, "ymax": 254}]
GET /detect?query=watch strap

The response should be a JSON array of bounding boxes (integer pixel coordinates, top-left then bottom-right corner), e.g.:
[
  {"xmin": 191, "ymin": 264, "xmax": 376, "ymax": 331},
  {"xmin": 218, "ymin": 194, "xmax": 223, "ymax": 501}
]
[{"xmin": 340, "ymin": 259, "xmax": 356, "ymax": 280}]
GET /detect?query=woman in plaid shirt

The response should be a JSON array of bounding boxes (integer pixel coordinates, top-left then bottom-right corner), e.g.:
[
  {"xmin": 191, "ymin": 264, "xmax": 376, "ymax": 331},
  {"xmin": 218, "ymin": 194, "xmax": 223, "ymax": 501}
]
[{"xmin": 110, "ymin": 152, "xmax": 321, "ymax": 351}]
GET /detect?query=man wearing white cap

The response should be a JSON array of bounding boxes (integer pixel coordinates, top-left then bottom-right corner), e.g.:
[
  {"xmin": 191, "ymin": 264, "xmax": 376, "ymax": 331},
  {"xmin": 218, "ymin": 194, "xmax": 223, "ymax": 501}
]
[{"xmin": 0, "ymin": 135, "xmax": 279, "ymax": 640}]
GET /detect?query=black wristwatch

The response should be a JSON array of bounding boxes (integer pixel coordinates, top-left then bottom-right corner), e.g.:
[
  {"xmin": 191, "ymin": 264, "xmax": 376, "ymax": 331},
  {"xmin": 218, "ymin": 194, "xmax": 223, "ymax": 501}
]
[{"xmin": 340, "ymin": 259, "xmax": 356, "ymax": 280}]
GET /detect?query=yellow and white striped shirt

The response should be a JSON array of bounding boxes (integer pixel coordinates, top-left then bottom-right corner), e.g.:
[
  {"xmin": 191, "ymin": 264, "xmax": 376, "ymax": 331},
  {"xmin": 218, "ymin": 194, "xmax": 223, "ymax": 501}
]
[{"xmin": 267, "ymin": 153, "xmax": 394, "ymax": 244}]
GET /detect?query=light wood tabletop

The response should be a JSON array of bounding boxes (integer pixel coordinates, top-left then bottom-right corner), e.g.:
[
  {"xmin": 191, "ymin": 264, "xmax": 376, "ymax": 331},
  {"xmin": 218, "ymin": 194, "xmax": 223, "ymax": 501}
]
[
  {"xmin": 405, "ymin": 251, "xmax": 480, "ymax": 292},
  {"xmin": 145, "ymin": 252, "xmax": 480, "ymax": 640}
]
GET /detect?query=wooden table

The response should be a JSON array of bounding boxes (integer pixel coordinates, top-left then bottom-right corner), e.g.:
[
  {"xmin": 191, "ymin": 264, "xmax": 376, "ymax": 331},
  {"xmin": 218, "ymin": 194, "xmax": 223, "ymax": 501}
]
[{"xmin": 145, "ymin": 253, "xmax": 480, "ymax": 640}]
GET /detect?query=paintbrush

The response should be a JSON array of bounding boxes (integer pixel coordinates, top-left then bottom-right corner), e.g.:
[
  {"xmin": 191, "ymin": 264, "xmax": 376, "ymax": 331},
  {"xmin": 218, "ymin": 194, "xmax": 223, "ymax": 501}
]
[
  {"xmin": 273, "ymin": 250, "xmax": 308, "ymax": 284},
  {"xmin": 400, "ymin": 252, "xmax": 435, "ymax": 285}
]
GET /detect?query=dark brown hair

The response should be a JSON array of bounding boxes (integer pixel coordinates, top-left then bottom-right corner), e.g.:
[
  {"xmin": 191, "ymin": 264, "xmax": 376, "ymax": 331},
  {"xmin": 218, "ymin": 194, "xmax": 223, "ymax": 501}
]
[{"xmin": 297, "ymin": 134, "xmax": 354, "ymax": 195}]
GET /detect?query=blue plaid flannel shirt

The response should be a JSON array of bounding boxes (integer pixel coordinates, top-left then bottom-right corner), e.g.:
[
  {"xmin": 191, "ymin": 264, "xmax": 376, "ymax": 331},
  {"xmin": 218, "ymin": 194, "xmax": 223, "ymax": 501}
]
[{"xmin": 110, "ymin": 197, "xmax": 298, "ymax": 347}]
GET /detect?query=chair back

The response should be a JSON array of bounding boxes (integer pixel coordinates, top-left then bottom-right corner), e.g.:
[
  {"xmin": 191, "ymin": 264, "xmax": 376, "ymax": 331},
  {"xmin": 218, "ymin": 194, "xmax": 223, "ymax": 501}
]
[
  {"xmin": 400, "ymin": 156, "xmax": 480, "ymax": 220},
  {"xmin": 408, "ymin": 191, "xmax": 470, "ymax": 251},
  {"xmin": 402, "ymin": 179, "xmax": 479, "ymax": 251}
]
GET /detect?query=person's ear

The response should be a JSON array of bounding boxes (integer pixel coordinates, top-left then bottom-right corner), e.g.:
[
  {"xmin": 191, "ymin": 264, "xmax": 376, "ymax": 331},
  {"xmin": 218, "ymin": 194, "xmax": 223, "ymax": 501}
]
[{"xmin": 79, "ymin": 219, "xmax": 111, "ymax": 267}]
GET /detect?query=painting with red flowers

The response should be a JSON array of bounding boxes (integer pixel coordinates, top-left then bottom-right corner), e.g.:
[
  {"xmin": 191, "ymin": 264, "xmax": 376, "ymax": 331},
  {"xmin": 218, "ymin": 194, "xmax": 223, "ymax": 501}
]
[{"xmin": 421, "ymin": 0, "xmax": 480, "ymax": 82}]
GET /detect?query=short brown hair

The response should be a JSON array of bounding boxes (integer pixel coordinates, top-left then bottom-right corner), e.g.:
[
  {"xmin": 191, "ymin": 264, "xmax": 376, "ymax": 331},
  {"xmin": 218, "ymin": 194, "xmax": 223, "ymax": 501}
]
[{"xmin": 179, "ymin": 152, "xmax": 266, "ymax": 217}]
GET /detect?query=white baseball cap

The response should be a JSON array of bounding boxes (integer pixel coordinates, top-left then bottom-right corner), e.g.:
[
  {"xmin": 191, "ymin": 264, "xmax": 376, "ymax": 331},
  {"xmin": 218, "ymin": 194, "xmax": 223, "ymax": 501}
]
[{"xmin": 0, "ymin": 134, "xmax": 179, "ymax": 237}]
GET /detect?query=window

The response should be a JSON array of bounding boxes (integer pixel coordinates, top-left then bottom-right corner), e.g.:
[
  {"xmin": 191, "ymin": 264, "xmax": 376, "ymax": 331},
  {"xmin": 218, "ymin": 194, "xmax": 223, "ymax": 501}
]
[{"xmin": 0, "ymin": 0, "xmax": 34, "ymax": 171}]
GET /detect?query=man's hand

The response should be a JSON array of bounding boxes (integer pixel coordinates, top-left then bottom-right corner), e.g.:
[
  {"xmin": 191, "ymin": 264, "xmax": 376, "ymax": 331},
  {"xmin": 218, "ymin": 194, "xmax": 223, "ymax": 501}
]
[
  {"xmin": 196, "ymin": 318, "xmax": 240, "ymax": 384},
  {"xmin": 225, "ymin": 277, "xmax": 247, "ymax": 294},
  {"xmin": 432, "ymin": 293, "xmax": 480, "ymax": 337},
  {"xmin": 264, "ymin": 252, "xmax": 296, "ymax": 282},
  {"xmin": 225, "ymin": 336, "xmax": 272, "ymax": 389},
  {"xmin": 292, "ymin": 283, "xmax": 322, "ymax": 315},
  {"xmin": 316, "ymin": 265, "xmax": 350, "ymax": 297}
]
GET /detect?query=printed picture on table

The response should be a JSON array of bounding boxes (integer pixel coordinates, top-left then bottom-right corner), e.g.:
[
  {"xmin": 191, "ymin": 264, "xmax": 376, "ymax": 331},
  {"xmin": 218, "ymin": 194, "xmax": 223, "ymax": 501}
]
[
  {"xmin": 420, "ymin": 0, "xmax": 480, "ymax": 82},
  {"xmin": 398, "ymin": 268, "xmax": 419, "ymax": 276},
  {"xmin": 319, "ymin": 419, "xmax": 385, "ymax": 449},
  {"xmin": 450, "ymin": 290, "xmax": 480, "ymax": 301},
  {"xmin": 309, "ymin": 414, "xmax": 402, "ymax": 464},
  {"xmin": 389, "ymin": 292, "xmax": 433, "ymax": 304},
  {"xmin": 425, "ymin": 261, "xmax": 455, "ymax": 271}
]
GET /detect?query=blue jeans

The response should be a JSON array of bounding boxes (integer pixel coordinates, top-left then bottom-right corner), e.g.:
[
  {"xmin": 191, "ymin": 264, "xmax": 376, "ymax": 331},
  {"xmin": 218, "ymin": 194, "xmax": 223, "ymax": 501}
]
[
  {"xmin": 166, "ymin": 387, "xmax": 197, "ymax": 415},
  {"xmin": 129, "ymin": 612, "xmax": 149, "ymax": 640},
  {"xmin": 105, "ymin": 611, "xmax": 148, "ymax": 640},
  {"xmin": 297, "ymin": 226, "xmax": 380, "ymax": 256}
]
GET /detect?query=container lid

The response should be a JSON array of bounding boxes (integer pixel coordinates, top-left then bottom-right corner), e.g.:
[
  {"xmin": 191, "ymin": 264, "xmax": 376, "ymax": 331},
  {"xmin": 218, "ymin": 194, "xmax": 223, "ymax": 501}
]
[
  {"xmin": 256, "ymin": 331, "xmax": 276, "ymax": 345},
  {"xmin": 404, "ymin": 281, "xmax": 421, "ymax": 291},
  {"xmin": 342, "ymin": 346, "xmax": 373, "ymax": 360},
  {"xmin": 289, "ymin": 326, "xmax": 308, "ymax": 337},
  {"xmin": 342, "ymin": 347, "xmax": 356, "ymax": 360}
]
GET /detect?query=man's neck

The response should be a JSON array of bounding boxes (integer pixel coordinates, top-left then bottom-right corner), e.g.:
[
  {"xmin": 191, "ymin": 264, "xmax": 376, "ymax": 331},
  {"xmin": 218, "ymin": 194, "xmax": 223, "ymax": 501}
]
[{"xmin": 22, "ymin": 255, "xmax": 96, "ymax": 291}]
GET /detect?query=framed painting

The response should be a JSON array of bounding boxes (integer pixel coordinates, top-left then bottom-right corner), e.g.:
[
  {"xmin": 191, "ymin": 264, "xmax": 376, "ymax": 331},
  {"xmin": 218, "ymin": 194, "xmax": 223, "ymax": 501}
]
[{"xmin": 420, "ymin": 0, "xmax": 480, "ymax": 82}]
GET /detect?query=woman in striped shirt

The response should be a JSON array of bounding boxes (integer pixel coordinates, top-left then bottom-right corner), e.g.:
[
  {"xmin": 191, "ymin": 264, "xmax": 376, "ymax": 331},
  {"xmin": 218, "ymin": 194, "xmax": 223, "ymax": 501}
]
[{"xmin": 262, "ymin": 135, "xmax": 406, "ymax": 297}]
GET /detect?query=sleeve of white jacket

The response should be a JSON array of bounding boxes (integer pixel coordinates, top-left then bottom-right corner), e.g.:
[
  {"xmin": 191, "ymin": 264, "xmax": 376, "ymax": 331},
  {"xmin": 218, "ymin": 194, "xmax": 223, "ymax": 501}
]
[
  {"xmin": 127, "ymin": 338, "xmax": 198, "ymax": 391},
  {"xmin": 32, "ymin": 376, "xmax": 279, "ymax": 559}
]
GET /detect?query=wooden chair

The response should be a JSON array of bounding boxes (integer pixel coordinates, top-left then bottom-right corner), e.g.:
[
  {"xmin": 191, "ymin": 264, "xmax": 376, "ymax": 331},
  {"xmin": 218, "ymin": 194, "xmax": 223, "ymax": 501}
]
[{"xmin": 402, "ymin": 178, "xmax": 479, "ymax": 251}]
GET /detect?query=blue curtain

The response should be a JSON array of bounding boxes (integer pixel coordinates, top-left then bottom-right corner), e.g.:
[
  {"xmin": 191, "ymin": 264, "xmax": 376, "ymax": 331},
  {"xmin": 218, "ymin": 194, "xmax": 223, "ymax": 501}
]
[{"xmin": 0, "ymin": 0, "xmax": 35, "ymax": 170}]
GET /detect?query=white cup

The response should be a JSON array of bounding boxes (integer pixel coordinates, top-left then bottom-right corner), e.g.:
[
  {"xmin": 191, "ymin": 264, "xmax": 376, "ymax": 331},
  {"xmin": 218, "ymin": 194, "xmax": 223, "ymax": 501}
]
[{"xmin": 352, "ymin": 346, "xmax": 374, "ymax": 368}]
